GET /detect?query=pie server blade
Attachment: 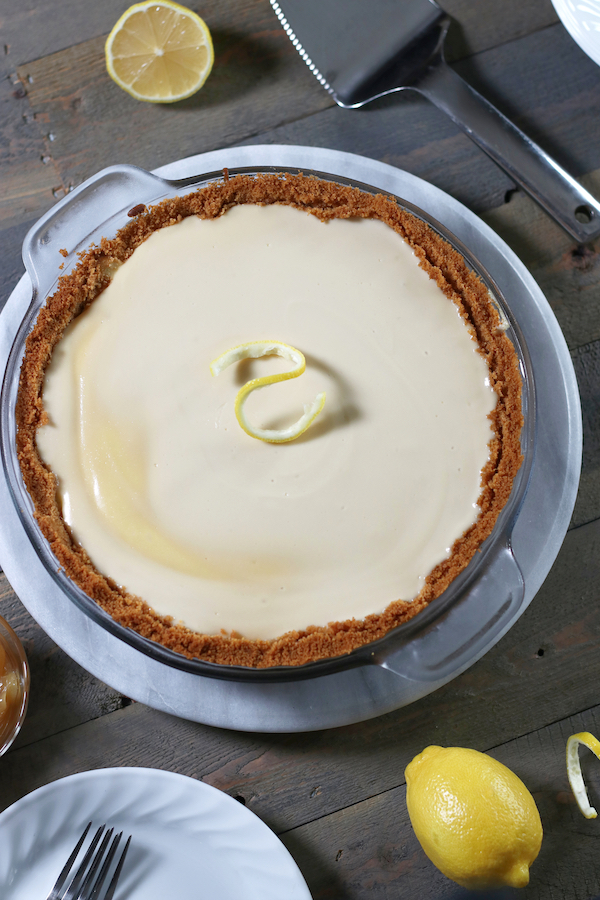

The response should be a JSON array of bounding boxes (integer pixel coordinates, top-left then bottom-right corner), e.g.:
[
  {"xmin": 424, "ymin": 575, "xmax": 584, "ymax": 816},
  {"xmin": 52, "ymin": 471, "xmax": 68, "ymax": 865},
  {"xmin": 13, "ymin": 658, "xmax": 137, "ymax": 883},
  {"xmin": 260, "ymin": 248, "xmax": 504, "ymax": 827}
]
[{"xmin": 270, "ymin": 0, "xmax": 600, "ymax": 243}]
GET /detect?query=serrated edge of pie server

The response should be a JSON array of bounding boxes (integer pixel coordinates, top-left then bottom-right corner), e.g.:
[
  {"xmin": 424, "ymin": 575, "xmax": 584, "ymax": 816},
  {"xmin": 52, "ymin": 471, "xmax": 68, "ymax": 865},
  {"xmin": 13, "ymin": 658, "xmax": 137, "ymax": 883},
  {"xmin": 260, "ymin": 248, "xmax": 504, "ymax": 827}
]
[{"xmin": 269, "ymin": 0, "xmax": 335, "ymax": 97}]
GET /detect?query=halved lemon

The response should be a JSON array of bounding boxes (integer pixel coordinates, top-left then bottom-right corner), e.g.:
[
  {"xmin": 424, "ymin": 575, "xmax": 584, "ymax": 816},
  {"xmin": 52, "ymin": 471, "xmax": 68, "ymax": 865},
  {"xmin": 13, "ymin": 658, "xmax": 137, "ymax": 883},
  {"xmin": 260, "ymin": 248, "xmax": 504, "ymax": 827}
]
[
  {"xmin": 210, "ymin": 341, "xmax": 326, "ymax": 443},
  {"xmin": 105, "ymin": 1, "xmax": 214, "ymax": 103},
  {"xmin": 566, "ymin": 731, "xmax": 600, "ymax": 818}
]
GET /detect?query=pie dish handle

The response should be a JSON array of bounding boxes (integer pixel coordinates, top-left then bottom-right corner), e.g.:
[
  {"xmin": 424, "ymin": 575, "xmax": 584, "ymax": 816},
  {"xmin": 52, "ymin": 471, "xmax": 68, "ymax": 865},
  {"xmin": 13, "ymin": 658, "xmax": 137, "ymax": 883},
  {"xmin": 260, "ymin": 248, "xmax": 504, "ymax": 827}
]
[
  {"xmin": 373, "ymin": 540, "xmax": 525, "ymax": 683},
  {"xmin": 22, "ymin": 165, "xmax": 169, "ymax": 301}
]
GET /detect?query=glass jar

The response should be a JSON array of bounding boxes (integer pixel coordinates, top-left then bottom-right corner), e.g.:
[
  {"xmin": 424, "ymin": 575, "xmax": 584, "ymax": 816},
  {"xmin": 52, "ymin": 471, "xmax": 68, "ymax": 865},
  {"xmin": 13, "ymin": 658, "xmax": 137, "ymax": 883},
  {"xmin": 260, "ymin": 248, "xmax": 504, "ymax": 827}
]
[{"xmin": 0, "ymin": 615, "xmax": 29, "ymax": 755}]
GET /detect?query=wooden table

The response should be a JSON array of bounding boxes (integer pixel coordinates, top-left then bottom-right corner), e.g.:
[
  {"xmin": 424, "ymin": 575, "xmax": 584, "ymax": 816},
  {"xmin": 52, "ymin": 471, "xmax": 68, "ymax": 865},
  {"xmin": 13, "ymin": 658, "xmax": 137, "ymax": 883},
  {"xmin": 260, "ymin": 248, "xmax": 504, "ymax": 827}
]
[{"xmin": 2, "ymin": 1, "xmax": 600, "ymax": 896}]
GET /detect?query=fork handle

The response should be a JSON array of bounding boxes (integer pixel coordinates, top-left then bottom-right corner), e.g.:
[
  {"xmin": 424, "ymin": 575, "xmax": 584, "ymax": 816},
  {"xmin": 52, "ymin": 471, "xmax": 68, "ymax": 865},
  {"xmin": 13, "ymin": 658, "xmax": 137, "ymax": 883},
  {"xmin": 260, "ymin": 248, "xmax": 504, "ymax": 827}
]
[{"xmin": 413, "ymin": 58, "xmax": 600, "ymax": 243}]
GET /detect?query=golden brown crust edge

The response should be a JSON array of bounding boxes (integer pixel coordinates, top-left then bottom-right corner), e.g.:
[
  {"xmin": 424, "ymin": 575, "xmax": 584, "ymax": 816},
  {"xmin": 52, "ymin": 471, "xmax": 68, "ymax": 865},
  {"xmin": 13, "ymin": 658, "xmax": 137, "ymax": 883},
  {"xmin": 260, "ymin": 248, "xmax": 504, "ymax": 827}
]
[{"xmin": 15, "ymin": 173, "xmax": 523, "ymax": 668}]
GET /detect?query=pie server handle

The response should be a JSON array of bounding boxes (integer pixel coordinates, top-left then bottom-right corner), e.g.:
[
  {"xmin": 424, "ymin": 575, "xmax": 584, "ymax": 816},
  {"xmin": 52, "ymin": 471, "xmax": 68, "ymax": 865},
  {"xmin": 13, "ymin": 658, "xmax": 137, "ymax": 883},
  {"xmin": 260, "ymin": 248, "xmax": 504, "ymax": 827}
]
[
  {"xmin": 22, "ymin": 165, "xmax": 170, "ymax": 301},
  {"xmin": 373, "ymin": 540, "xmax": 525, "ymax": 683},
  {"xmin": 413, "ymin": 59, "xmax": 600, "ymax": 244}
]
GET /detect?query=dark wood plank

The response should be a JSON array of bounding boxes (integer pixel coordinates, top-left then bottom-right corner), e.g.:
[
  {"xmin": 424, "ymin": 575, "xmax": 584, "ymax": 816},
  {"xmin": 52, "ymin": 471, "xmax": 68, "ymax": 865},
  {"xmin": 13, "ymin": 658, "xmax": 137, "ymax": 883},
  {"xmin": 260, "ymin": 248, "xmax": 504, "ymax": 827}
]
[
  {"xmin": 16, "ymin": 16, "xmax": 593, "ymax": 219},
  {"xmin": 1, "ymin": 0, "xmax": 559, "ymax": 69},
  {"xmin": 571, "ymin": 339, "xmax": 600, "ymax": 530},
  {"xmin": 1, "ymin": 0, "xmax": 134, "ymax": 64},
  {"xmin": 0, "ymin": 215, "xmax": 36, "ymax": 312},
  {"xmin": 1, "ymin": 6, "xmax": 597, "ymax": 756},
  {"xmin": 2, "ymin": 515, "xmax": 600, "ymax": 832},
  {"xmin": 2, "ymin": 588, "xmax": 600, "ymax": 897},
  {"xmin": 237, "ymin": 24, "xmax": 600, "ymax": 217},
  {"xmin": 480, "ymin": 170, "xmax": 600, "ymax": 527},
  {"xmin": 483, "ymin": 170, "xmax": 600, "ymax": 352},
  {"xmin": 0, "ymin": 52, "xmax": 61, "ymax": 231},
  {"xmin": 1, "ymin": 6, "xmax": 593, "ymax": 314},
  {"xmin": 14, "ymin": 10, "xmax": 330, "ymax": 193},
  {"xmin": 0, "ymin": 575, "xmax": 128, "ymax": 749},
  {"xmin": 442, "ymin": 0, "xmax": 559, "ymax": 61},
  {"xmin": 0, "ymin": 0, "xmax": 327, "ymax": 302},
  {"xmin": 281, "ymin": 707, "xmax": 600, "ymax": 899},
  {"xmin": 0, "ymin": 8, "xmax": 599, "ymax": 898},
  {"xmin": 241, "ymin": 92, "xmax": 517, "ymax": 213}
]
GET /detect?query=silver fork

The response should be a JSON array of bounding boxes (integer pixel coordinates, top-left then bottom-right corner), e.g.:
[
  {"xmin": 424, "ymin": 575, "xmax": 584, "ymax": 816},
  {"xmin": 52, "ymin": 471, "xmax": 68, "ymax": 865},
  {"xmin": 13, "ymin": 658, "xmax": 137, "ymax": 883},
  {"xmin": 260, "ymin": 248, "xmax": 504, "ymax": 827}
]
[{"xmin": 46, "ymin": 823, "xmax": 131, "ymax": 900}]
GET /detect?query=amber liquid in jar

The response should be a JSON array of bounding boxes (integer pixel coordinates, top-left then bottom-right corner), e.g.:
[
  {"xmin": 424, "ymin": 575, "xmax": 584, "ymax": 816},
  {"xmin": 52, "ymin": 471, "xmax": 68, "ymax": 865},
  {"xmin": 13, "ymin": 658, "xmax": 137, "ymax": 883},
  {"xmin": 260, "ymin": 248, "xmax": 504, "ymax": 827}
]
[
  {"xmin": 0, "ymin": 642, "xmax": 20, "ymax": 721},
  {"xmin": 0, "ymin": 619, "xmax": 28, "ymax": 754}
]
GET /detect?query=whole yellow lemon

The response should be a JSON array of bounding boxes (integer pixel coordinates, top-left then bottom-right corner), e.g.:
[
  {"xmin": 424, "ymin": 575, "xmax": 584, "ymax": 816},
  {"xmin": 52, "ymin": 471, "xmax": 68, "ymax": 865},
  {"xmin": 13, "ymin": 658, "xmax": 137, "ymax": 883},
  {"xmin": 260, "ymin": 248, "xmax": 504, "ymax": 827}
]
[{"xmin": 405, "ymin": 745, "xmax": 543, "ymax": 889}]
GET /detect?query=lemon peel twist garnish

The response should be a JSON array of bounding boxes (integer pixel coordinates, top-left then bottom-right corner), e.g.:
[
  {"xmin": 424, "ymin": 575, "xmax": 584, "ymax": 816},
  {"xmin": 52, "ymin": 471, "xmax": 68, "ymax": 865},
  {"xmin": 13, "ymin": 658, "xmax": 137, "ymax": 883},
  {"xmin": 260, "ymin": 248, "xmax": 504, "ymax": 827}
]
[
  {"xmin": 210, "ymin": 340, "xmax": 326, "ymax": 443},
  {"xmin": 566, "ymin": 731, "xmax": 600, "ymax": 818}
]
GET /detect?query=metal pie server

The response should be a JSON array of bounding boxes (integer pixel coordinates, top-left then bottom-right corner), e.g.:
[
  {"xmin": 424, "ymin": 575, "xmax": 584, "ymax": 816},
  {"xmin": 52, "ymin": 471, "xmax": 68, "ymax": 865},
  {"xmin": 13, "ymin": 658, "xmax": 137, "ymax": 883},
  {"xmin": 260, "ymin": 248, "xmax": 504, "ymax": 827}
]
[{"xmin": 270, "ymin": 0, "xmax": 600, "ymax": 243}]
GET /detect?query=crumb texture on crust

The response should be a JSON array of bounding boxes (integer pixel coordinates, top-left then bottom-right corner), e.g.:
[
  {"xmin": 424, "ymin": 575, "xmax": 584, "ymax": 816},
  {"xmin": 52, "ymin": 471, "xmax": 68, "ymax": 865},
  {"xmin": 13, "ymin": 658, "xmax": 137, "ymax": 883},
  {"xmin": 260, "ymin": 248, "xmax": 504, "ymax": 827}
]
[{"xmin": 15, "ymin": 173, "xmax": 523, "ymax": 668}]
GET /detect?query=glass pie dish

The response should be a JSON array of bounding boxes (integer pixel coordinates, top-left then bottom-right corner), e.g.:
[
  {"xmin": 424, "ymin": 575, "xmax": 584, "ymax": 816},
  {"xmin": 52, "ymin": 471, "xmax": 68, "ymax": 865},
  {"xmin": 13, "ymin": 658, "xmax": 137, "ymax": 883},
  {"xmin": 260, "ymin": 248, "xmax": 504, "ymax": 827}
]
[{"xmin": 0, "ymin": 163, "xmax": 536, "ymax": 685}]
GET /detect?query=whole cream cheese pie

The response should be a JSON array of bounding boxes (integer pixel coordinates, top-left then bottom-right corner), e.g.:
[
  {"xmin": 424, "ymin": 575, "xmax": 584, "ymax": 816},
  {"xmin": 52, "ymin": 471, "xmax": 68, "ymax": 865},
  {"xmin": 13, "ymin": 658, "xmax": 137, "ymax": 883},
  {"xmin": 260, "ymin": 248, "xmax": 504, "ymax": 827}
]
[{"xmin": 16, "ymin": 173, "xmax": 523, "ymax": 667}]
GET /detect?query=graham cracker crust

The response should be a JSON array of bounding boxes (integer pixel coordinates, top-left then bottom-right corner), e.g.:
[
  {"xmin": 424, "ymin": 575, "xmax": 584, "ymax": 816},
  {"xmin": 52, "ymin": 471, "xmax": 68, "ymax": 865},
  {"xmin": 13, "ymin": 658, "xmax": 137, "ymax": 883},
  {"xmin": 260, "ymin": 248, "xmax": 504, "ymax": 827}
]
[{"xmin": 15, "ymin": 173, "xmax": 523, "ymax": 668}]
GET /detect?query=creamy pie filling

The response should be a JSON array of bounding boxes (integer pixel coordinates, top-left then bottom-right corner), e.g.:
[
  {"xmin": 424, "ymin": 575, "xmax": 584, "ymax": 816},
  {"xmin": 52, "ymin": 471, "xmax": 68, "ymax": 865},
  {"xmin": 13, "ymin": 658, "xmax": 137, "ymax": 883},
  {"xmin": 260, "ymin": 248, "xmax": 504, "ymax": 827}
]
[
  {"xmin": 36, "ymin": 204, "xmax": 495, "ymax": 641},
  {"xmin": 16, "ymin": 173, "xmax": 523, "ymax": 666}
]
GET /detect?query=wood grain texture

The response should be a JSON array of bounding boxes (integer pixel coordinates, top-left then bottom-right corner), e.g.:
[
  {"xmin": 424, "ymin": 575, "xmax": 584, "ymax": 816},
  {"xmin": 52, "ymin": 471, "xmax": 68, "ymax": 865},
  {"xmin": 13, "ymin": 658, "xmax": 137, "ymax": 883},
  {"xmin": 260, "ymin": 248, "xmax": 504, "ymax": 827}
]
[
  {"xmin": 0, "ymin": 0, "xmax": 559, "ymax": 69},
  {"xmin": 237, "ymin": 24, "xmax": 600, "ymax": 216},
  {"xmin": 0, "ymin": 52, "xmax": 61, "ymax": 231},
  {"xmin": 0, "ymin": 3, "xmax": 591, "ymax": 305},
  {"xmin": 442, "ymin": 0, "xmax": 559, "ymax": 61},
  {"xmin": 0, "ymin": 622, "xmax": 599, "ymax": 896},
  {"xmin": 282, "ymin": 710, "xmax": 600, "ymax": 899},
  {"xmin": 0, "ymin": 3, "xmax": 599, "ymax": 895},
  {"xmin": 483, "ymin": 170, "xmax": 600, "ymax": 351},
  {"xmin": 571, "ymin": 339, "xmax": 600, "ymax": 529},
  {"xmin": 0, "ymin": 216, "xmax": 37, "ymax": 312},
  {"xmin": 481, "ymin": 170, "xmax": 600, "ymax": 527},
  {"xmin": 13, "ymin": 12, "xmax": 591, "ymax": 221},
  {"xmin": 1, "ymin": 516, "xmax": 600, "ymax": 832},
  {"xmin": 14, "ymin": 12, "xmax": 330, "ymax": 193},
  {"xmin": 0, "ymin": 575, "xmax": 128, "ymax": 749},
  {"xmin": 2, "ymin": 24, "xmax": 598, "ymax": 749}
]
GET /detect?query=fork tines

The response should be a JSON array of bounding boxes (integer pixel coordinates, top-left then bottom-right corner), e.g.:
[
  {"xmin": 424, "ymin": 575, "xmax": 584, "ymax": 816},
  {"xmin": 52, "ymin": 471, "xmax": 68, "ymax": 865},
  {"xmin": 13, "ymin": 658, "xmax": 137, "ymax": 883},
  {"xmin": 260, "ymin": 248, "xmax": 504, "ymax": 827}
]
[{"xmin": 47, "ymin": 823, "xmax": 131, "ymax": 900}]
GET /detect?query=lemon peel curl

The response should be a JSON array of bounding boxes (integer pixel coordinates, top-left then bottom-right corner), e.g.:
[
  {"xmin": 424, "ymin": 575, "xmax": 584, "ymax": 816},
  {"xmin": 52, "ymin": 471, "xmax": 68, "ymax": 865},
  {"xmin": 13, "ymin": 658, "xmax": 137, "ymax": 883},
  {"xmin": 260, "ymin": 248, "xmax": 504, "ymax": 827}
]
[
  {"xmin": 210, "ymin": 340, "xmax": 326, "ymax": 443},
  {"xmin": 566, "ymin": 731, "xmax": 600, "ymax": 818}
]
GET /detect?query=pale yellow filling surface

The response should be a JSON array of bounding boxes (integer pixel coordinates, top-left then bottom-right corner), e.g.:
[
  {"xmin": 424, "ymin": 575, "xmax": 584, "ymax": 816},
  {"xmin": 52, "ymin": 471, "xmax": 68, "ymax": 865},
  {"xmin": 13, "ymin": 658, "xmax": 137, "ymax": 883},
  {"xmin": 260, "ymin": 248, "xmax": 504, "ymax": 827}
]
[{"xmin": 37, "ymin": 205, "xmax": 496, "ymax": 640}]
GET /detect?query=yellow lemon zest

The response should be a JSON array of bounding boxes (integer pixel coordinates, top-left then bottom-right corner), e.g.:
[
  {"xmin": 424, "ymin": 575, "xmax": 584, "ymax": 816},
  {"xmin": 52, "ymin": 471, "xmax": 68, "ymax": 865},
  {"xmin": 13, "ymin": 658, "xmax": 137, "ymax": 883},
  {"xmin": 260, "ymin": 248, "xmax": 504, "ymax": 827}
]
[
  {"xmin": 210, "ymin": 341, "xmax": 326, "ymax": 443},
  {"xmin": 566, "ymin": 731, "xmax": 600, "ymax": 818},
  {"xmin": 405, "ymin": 745, "xmax": 543, "ymax": 890},
  {"xmin": 105, "ymin": 1, "xmax": 214, "ymax": 103}
]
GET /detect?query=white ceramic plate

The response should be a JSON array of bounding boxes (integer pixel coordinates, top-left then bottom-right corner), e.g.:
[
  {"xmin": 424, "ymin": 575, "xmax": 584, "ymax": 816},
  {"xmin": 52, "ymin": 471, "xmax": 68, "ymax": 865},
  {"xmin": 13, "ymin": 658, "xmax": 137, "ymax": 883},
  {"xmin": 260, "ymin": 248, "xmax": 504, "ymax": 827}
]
[
  {"xmin": 552, "ymin": 0, "xmax": 600, "ymax": 66},
  {"xmin": 0, "ymin": 767, "xmax": 312, "ymax": 899}
]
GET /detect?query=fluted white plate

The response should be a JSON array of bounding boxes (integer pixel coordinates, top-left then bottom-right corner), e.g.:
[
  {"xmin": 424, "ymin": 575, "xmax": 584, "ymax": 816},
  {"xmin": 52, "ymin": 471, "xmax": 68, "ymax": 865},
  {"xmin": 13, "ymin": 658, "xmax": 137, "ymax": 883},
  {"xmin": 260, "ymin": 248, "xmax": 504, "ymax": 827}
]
[
  {"xmin": 552, "ymin": 0, "xmax": 600, "ymax": 66},
  {"xmin": 0, "ymin": 768, "xmax": 311, "ymax": 899}
]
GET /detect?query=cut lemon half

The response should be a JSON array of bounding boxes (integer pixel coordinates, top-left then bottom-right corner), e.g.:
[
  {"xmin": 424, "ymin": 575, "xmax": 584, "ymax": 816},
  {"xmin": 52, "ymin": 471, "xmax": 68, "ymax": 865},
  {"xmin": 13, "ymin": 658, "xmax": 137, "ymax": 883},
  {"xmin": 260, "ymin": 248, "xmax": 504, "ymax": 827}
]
[
  {"xmin": 105, "ymin": 1, "xmax": 214, "ymax": 103},
  {"xmin": 566, "ymin": 731, "xmax": 600, "ymax": 818},
  {"xmin": 210, "ymin": 341, "xmax": 326, "ymax": 443}
]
